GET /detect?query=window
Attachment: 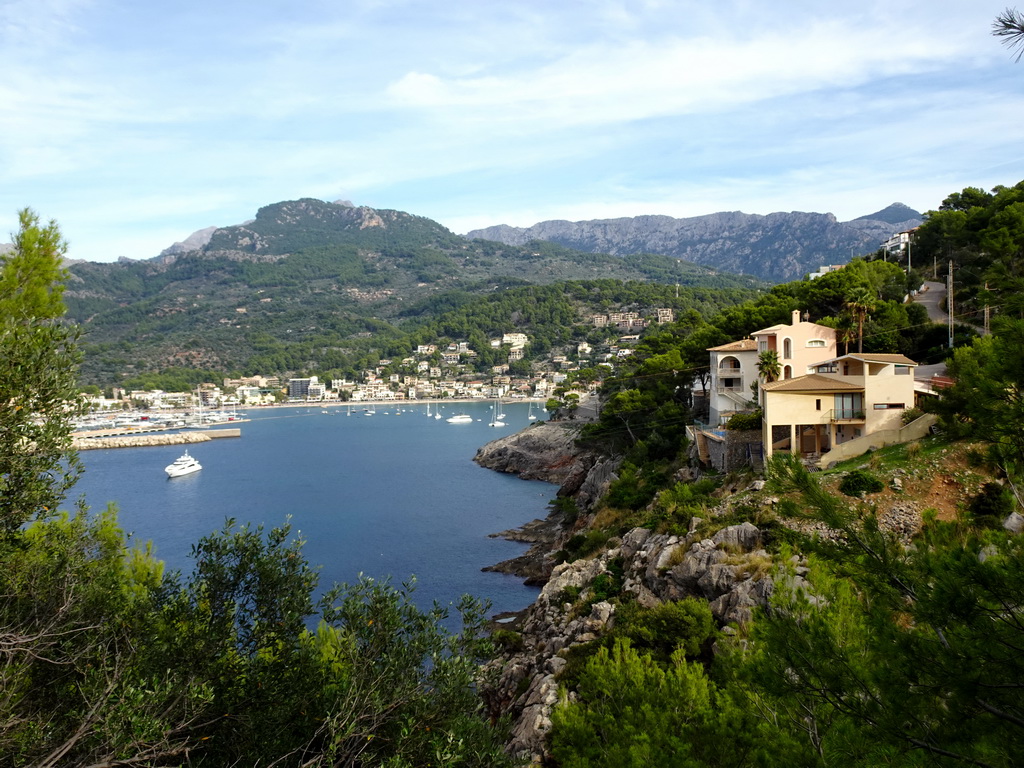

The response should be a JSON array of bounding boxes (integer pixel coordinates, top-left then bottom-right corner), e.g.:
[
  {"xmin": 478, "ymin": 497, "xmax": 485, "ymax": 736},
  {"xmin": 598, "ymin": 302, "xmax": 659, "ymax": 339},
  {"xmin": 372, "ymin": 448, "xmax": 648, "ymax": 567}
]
[
  {"xmin": 815, "ymin": 398, "xmax": 821, "ymax": 411},
  {"xmin": 806, "ymin": 339, "xmax": 826, "ymax": 348},
  {"xmin": 816, "ymin": 362, "xmax": 838, "ymax": 374},
  {"xmin": 783, "ymin": 338, "xmax": 792, "ymax": 359},
  {"xmin": 895, "ymin": 365, "xmax": 911, "ymax": 376},
  {"xmin": 834, "ymin": 393, "xmax": 864, "ymax": 419},
  {"xmin": 873, "ymin": 403, "xmax": 905, "ymax": 409}
]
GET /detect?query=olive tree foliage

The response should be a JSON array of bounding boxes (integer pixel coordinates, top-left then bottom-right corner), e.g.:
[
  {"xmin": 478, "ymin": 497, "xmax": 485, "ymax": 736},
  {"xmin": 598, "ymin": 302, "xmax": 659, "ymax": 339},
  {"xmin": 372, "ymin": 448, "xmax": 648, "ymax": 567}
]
[
  {"xmin": 0, "ymin": 208, "xmax": 84, "ymax": 534},
  {"xmin": 1, "ymin": 515, "xmax": 516, "ymax": 767}
]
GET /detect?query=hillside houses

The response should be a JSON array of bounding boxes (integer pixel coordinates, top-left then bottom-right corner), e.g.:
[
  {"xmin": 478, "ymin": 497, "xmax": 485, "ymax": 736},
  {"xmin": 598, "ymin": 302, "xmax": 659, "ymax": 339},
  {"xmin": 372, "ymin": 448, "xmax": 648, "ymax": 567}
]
[{"xmin": 699, "ymin": 311, "xmax": 928, "ymax": 470}]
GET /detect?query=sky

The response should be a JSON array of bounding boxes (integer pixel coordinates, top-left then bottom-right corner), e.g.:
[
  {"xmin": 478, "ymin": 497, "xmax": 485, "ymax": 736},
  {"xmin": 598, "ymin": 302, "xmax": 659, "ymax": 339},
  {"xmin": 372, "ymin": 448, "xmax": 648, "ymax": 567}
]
[{"xmin": 2, "ymin": 0, "xmax": 1023, "ymax": 263}]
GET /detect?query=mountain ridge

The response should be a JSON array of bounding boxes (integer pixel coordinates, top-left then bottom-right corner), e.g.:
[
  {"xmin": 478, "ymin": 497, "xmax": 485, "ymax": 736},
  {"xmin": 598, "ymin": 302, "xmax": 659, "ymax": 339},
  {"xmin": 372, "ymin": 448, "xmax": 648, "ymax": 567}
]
[{"xmin": 465, "ymin": 203, "xmax": 922, "ymax": 282}]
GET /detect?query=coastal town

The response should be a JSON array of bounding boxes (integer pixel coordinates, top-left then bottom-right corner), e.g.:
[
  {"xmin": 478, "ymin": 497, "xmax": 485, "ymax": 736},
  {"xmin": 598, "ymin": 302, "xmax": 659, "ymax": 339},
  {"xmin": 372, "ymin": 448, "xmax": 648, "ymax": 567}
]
[{"xmin": 78, "ymin": 309, "xmax": 676, "ymax": 414}]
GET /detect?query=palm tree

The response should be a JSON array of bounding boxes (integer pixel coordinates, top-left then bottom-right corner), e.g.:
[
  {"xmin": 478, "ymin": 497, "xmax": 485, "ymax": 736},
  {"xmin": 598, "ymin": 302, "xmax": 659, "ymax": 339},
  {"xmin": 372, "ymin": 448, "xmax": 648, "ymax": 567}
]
[
  {"xmin": 757, "ymin": 349, "xmax": 781, "ymax": 383},
  {"xmin": 845, "ymin": 286, "xmax": 876, "ymax": 353},
  {"xmin": 836, "ymin": 323, "xmax": 857, "ymax": 356}
]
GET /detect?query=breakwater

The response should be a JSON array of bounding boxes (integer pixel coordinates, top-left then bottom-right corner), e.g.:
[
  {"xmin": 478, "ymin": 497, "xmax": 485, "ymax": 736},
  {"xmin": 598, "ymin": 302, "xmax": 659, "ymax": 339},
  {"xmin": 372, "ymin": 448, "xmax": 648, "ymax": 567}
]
[{"xmin": 73, "ymin": 429, "xmax": 240, "ymax": 451}]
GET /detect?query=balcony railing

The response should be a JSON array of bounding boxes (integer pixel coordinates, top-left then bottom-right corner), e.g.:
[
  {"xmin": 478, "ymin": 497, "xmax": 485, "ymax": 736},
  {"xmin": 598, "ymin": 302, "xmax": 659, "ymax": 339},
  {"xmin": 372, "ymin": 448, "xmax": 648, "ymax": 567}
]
[
  {"xmin": 716, "ymin": 380, "xmax": 745, "ymax": 393},
  {"xmin": 829, "ymin": 408, "xmax": 865, "ymax": 422}
]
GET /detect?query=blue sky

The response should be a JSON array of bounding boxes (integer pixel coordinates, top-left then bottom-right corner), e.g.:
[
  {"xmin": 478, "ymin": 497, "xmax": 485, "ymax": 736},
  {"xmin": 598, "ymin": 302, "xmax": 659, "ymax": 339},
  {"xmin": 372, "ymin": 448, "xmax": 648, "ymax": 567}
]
[{"xmin": 2, "ymin": 0, "xmax": 1022, "ymax": 263}]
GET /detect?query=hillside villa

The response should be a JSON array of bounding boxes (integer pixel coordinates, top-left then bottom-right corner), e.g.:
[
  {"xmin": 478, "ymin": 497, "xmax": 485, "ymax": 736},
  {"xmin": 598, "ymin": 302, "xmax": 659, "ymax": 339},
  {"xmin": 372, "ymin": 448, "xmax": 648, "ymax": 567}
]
[
  {"xmin": 760, "ymin": 352, "xmax": 919, "ymax": 463},
  {"xmin": 707, "ymin": 310, "xmax": 837, "ymax": 426}
]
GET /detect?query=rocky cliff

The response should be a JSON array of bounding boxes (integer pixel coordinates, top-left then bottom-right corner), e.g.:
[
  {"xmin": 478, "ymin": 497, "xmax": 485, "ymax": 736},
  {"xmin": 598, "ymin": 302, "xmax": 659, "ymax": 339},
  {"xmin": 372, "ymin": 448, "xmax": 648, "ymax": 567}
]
[
  {"xmin": 485, "ymin": 515, "xmax": 783, "ymax": 761},
  {"xmin": 474, "ymin": 421, "xmax": 620, "ymax": 585},
  {"xmin": 465, "ymin": 203, "xmax": 923, "ymax": 283},
  {"xmin": 474, "ymin": 421, "xmax": 787, "ymax": 762}
]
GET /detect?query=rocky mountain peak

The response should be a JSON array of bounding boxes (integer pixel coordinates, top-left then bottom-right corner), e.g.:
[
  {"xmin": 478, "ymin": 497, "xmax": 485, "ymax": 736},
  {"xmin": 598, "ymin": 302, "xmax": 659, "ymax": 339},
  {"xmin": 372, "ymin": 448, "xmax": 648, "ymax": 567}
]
[{"xmin": 465, "ymin": 204, "xmax": 924, "ymax": 282}]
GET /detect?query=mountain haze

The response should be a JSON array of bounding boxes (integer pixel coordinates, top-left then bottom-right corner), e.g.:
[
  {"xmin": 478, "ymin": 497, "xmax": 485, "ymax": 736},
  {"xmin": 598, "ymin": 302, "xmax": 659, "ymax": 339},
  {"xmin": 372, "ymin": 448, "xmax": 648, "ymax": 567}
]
[{"xmin": 465, "ymin": 203, "xmax": 922, "ymax": 282}]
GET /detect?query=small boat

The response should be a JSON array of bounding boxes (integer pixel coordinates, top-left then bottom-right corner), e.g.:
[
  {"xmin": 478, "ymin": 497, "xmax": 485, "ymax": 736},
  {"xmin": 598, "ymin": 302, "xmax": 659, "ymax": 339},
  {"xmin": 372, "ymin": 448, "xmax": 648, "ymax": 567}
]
[
  {"xmin": 528, "ymin": 401, "xmax": 537, "ymax": 421},
  {"xmin": 488, "ymin": 398, "xmax": 506, "ymax": 427},
  {"xmin": 165, "ymin": 450, "xmax": 202, "ymax": 478},
  {"xmin": 446, "ymin": 413, "xmax": 473, "ymax": 424}
]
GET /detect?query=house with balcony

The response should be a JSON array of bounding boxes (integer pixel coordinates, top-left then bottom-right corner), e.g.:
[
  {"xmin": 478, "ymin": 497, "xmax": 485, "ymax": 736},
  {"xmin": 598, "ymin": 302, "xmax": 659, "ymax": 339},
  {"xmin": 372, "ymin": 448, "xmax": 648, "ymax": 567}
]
[
  {"xmin": 761, "ymin": 352, "xmax": 919, "ymax": 464},
  {"xmin": 707, "ymin": 310, "xmax": 838, "ymax": 426},
  {"xmin": 707, "ymin": 338, "xmax": 759, "ymax": 426}
]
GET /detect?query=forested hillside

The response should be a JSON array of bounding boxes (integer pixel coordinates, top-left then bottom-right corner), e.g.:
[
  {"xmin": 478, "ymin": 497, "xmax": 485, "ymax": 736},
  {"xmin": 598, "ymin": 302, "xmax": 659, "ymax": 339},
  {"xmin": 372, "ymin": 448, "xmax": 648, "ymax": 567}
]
[
  {"xmin": 911, "ymin": 179, "xmax": 1024, "ymax": 321},
  {"xmin": 63, "ymin": 199, "xmax": 762, "ymax": 385}
]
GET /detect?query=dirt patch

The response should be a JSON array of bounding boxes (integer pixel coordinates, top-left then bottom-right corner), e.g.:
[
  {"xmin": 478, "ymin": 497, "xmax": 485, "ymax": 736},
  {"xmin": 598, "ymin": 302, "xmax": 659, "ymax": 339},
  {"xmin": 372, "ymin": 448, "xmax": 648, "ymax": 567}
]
[{"xmin": 817, "ymin": 441, "xmax": 992, "ymax": 526}]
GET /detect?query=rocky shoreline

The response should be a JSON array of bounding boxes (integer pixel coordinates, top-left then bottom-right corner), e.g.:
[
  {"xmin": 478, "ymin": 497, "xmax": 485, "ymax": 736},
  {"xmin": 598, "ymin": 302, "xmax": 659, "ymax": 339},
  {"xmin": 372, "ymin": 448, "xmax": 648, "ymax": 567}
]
[
  {"xmin": 472, "ymin": 420, "xmax": 783, "ymax": 763},
  {"xmin": 474, "ymin": 421, "xmax": 621, "ymax": 587}
]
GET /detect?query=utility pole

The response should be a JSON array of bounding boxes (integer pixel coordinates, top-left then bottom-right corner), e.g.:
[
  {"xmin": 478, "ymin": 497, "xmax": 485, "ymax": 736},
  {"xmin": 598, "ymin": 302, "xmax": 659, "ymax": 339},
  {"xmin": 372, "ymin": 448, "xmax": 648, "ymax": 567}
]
[
  {"xmin": 947, "ymin": 260, "xmax": 954, "ymax": 349},
  {"xmin": 984, "ymin": 281, "xmax": 991, "ymax": 335}
]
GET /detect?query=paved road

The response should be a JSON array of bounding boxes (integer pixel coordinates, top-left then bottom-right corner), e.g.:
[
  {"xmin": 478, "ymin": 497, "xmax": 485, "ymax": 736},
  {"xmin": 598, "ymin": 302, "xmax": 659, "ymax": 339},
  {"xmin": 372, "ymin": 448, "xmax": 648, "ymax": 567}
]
[{"xmin": 914, "ymin": 281, "xmax": 949, "ymax": 323}]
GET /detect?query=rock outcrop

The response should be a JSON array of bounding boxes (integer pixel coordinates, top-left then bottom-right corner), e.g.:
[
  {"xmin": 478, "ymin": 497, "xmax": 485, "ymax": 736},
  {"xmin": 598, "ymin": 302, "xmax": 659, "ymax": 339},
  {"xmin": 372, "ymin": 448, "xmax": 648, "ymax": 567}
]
[
  {"xmin": 486, "ymin": 521, "xmax": 778, "ymax": 763},
  {"xmin": 474, "ymin": 421, "xmax": 593, "ymax": 486},
  {"xmin": 475, "ymin": 421, "xmax": 621, "ymax": 585}
]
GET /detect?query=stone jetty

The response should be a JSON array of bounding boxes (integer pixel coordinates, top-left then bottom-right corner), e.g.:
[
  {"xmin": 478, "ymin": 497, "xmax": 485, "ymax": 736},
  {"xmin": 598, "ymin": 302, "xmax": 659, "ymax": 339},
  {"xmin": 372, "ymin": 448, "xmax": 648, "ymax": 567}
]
[{"xmin": 73, "ymin": 429, "xmax": 239, "ymax": 451}]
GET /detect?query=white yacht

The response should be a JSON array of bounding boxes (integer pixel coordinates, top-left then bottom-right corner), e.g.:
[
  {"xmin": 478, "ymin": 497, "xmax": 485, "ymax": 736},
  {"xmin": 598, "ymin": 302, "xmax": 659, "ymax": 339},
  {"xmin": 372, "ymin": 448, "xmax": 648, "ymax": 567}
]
[
  {"xmin": 165, "ymin": 450, "xmax": 202, "ymax": 478},
  {"xmin": 488, "ymin": 400, "xmax": 506, "ymax": 427},
  {"xmin": 446, "ymin": 413, "xmax": 473, "ymax": 424}
]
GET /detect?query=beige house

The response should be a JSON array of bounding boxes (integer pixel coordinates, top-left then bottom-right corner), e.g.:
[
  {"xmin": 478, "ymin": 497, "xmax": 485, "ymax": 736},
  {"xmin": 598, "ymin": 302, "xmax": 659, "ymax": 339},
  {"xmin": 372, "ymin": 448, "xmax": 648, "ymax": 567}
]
[
  {"xmin": 761, "ymin": 352, "xmax": 918, "ymax": 461},
  {"xmin": 706, "ymin": 310, "xmax": 837, "ymax": 426},
  {"xmin": 751, "ymin": 310, "xmax": 837, "ymax": 382}
]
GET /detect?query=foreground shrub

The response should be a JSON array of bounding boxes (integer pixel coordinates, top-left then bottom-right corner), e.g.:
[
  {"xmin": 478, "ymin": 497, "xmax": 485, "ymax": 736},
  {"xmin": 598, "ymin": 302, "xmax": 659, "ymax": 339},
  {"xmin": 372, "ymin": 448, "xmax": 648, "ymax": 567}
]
[{"xmin": 839, "ymin": 469, "xmax": 885, "ymax": 497}]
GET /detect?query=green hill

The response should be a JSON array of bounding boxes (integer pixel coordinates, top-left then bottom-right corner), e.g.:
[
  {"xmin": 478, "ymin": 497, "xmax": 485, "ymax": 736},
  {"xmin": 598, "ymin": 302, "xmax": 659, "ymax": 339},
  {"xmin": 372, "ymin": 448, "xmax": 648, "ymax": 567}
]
[{"xmin": 64, "ymin": 199, "xmax": 763, "ymax": 384}]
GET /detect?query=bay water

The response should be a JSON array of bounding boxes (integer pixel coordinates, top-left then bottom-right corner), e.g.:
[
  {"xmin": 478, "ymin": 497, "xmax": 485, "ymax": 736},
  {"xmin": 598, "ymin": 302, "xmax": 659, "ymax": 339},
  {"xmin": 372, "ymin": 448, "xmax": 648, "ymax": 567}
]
[{"xmin": 71, "ymin": 401, "xmax": 551, "ymax": 616}]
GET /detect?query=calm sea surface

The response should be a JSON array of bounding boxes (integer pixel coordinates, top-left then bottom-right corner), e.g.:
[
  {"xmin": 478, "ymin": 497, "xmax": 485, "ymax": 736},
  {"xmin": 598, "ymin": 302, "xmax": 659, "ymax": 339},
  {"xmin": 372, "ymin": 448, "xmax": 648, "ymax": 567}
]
[{"xmin": 71, "ymin": 401, "xmax": 551, "ymax": 616}]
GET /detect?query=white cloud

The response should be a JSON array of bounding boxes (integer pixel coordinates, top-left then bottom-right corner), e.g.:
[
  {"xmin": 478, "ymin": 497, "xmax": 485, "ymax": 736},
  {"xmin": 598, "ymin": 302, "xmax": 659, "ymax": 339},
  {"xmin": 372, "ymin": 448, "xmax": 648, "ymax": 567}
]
[{"xmin": 1, "ymin": 0, "xmax": 1021, "ymax": 261}]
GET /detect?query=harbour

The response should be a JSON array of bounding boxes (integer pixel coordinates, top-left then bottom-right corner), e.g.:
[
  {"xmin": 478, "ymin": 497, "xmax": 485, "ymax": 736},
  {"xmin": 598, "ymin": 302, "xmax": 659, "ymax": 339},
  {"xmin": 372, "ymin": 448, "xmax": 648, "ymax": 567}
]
[{"xmin": 70, "ymin": 401, "xmax": 550, "ymax": 616}]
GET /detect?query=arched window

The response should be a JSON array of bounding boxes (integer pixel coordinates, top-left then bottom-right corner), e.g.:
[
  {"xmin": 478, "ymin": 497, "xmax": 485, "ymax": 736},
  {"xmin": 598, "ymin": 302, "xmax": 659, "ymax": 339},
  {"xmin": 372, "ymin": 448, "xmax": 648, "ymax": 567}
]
[
  {"xmin": 783, "ymin": 338, "xmax": 792, "ymax": 359},
  {"xmin": 784, "ymin": 365, "xmax": 792, "ymax": 379},
  {"xmin": 806, "ymin": 339, "xmax": 826, "ymax": 348}
]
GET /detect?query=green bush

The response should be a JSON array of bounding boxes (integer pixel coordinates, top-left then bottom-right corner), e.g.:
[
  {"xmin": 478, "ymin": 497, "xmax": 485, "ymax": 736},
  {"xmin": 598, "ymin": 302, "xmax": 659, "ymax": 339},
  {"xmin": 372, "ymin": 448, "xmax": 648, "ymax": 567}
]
[
  {"xmin": 614, "ymin": 598, "xmax": 715, "ymax": 662},
  {"xmin": 491, "ymin": 628, "xmax": 525, "ymax": 653},
  {"xmin": 725, "ymin": 410, "xmax": 763, "ymax": 431},
  {"xmin": 967, "ymin": 481, "xmax": 1015, "ymax": 528},
  {"xmin": 839, "ymin": 469, "xmax": 885, "ymax": 497},
  {"xmin": 901, "ymin": 406, "xmax": 924, "ymax": 425}
]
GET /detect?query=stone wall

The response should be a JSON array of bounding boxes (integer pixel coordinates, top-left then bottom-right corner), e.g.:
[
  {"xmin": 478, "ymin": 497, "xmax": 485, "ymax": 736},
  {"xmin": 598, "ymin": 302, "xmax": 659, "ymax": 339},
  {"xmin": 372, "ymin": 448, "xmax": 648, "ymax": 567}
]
[{"xmin": 704, "ymin": 428, "xmax": 762, "ymax": 472}]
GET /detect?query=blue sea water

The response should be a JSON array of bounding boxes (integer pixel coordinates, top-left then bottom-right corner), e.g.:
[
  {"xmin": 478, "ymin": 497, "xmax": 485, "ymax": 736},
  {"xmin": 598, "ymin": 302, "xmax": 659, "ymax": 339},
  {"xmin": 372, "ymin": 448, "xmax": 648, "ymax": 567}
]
[{"xmin": 71, "ymin": 401, "xmax": 551, "ymax": 616}]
